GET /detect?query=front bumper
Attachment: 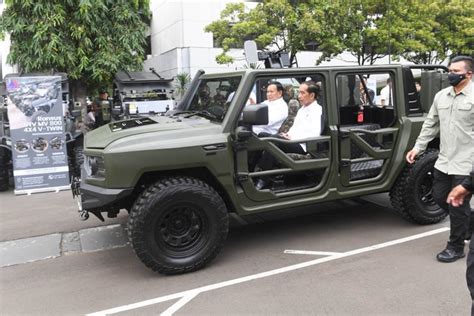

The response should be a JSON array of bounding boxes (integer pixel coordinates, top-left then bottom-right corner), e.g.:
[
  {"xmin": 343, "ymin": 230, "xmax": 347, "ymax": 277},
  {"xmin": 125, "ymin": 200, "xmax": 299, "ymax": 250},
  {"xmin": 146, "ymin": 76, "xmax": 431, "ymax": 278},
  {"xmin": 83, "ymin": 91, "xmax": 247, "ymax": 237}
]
[{"xmin": 71, "ymin": 176, "xmax": 134, "ymax": 210}]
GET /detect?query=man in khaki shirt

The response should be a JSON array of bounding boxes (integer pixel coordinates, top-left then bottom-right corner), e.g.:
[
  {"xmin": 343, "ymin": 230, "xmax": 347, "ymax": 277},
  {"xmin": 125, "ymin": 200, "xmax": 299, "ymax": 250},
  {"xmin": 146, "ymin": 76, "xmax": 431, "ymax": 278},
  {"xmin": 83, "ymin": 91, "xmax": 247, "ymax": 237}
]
[{"xmin": 407, "ymin": 55, "xmax": 474, "ymax": 263}]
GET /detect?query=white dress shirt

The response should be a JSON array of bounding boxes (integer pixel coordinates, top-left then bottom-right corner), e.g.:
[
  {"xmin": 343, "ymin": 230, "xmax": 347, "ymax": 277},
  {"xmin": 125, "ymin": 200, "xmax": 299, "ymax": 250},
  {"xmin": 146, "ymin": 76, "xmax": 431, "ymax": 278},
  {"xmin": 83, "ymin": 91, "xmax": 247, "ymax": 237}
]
[
  {"xmin": 380, "ymin": 85, "xmax": 393, "ymax": 106},
  {"xmin": 287, "ymin": 100, "xmax": 322, "ymax": 151},
  {"xmin": 252, "ymin": 97, "xmax": 288, "ymax": 135}
]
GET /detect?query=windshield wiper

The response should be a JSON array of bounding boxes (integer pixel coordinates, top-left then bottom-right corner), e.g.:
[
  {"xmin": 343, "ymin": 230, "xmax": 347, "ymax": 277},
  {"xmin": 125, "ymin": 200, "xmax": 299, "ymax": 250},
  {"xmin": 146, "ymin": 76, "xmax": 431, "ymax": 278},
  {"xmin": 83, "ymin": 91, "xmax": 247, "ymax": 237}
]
[{"xmin": 177, "ymin": 110, "xmax": 220, "ymax": 121}]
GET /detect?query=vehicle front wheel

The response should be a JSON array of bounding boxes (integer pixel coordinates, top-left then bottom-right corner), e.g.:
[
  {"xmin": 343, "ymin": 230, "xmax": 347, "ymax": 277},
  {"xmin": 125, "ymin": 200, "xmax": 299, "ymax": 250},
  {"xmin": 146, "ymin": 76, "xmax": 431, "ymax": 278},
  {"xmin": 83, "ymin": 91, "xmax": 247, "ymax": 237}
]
[
  {"xmin": 128, "ymin": 177, "xmax": 229, "ymax": 274},
  {"xmin": 390, "ymin": 149, "xmax": 447, "ymax": 224}
]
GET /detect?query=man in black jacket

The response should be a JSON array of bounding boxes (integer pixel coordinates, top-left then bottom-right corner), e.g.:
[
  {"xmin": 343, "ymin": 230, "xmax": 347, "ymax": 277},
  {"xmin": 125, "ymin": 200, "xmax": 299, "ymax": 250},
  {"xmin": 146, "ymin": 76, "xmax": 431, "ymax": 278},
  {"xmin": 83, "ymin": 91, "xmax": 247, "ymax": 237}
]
[{"xmin": 447, "ymin": 170, "xmax": 474, "ymax": 314}]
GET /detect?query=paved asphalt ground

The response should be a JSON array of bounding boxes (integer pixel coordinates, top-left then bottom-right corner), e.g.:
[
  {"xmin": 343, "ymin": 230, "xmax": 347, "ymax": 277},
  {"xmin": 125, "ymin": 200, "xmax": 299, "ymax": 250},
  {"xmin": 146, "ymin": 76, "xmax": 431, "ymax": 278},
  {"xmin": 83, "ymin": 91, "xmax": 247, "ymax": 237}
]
[{"xmin": 0, "ymin": 188, "xmax": 472, "ymax": 315}]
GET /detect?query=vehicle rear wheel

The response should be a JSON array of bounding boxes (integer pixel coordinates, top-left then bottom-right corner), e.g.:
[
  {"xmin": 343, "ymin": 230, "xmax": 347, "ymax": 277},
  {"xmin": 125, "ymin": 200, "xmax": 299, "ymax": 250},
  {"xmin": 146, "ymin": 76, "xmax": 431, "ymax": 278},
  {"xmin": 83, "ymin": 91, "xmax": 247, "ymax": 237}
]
[
  {"xmin": 128, "ymin": 177, "xmax": 229, "ymax": 274},
  {"xmin": 390, "ymin": 149, "xmax": 447, "ymax": 224},
  {"xmin": 0, "ymin": 147, "xmax": 11, "ymax": 191}
]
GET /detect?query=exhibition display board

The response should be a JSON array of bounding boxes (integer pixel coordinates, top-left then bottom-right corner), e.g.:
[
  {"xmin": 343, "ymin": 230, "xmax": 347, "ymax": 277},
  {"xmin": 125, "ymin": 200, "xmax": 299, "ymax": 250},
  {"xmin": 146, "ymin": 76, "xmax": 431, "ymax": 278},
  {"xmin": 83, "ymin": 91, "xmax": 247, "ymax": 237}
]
[{"xmin": 5, "ymin": 76, "xmax": 70, "ymax": 194}]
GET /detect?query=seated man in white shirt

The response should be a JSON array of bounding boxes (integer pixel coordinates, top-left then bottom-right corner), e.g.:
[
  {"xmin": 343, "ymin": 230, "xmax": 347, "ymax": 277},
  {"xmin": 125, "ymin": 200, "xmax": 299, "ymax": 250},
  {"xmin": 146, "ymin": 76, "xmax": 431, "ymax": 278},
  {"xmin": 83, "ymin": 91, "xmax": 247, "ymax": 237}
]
[
  {"xmin": 255, "ymin": 81, "xmax": 323, "ymax": 189},
  {"xmin": 280, "ymin": 81, "xmax": 322, "ymax": 152},
  {"xmin": 253, "ymin": 81, "xmax": 288, "ymax": 136}
]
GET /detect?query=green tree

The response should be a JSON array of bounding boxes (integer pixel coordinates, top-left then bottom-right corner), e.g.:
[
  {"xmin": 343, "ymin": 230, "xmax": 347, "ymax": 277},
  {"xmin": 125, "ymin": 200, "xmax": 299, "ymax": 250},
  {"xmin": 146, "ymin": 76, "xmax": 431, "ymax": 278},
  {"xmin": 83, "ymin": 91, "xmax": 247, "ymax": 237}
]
[
  {"xmin": 391, "ymin": 0, "xmax": 440, "ymax": 64},
  {"xmin": 400, "ymin": 0, "xmax": 474, "ymax": 64},
  {"xmin": 328, "ymin": 0, "xmax": 422, "ymax": 65},
  {"xmin": 0, "ymin": 0, "xmax": 150, "ymax": 101},
  {"xmin": 207, "ymin": 0, "xmax": 473, "ymax": 66},
  {"xmin": 205, "ymin": 0, "xmax": 419, "ymax": 66},
  {"xmin": 432, "ymin": 0, "xmax": 474, "ymax": 62},
  {"xmin": 174, "ymin": 72, "xmax": 191, "ymax": 100},
  {"xmin": 205, "ymin": 0, "xmax": 342, "ymax": 66},
  {"xmin": 325, "ymin": 1, "xmax": 387, "ymax": 65}
]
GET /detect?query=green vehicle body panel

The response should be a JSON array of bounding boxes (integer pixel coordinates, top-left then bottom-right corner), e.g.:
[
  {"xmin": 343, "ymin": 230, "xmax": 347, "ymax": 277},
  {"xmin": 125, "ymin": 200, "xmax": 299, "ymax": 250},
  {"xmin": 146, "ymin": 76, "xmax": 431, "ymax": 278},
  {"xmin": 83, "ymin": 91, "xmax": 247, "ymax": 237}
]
[{"xmin": 80, "ymin": 64, "xmax": 435, "ymax": 216}]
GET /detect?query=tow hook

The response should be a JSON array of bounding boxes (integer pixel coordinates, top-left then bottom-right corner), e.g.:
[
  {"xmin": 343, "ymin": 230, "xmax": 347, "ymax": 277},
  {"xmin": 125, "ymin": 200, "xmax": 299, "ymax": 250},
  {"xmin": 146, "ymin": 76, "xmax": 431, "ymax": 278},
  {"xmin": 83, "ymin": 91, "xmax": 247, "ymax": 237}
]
[
  {"xmin": 70, "ymin": 176, "xmax": 105, "ymax": 222},
  {"xmin": 79, "ymin": 210, "xmax": 89, "ymax": 221},
  {"xmin": 71, "ymin": 177, "xmax": 89, "ymax": 221}
]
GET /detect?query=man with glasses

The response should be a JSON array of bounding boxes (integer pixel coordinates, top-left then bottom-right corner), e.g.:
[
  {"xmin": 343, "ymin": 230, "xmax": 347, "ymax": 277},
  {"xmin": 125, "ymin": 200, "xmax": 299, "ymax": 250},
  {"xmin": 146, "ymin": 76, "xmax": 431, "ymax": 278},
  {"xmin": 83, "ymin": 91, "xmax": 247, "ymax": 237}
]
[{"xmin": 253, "ymin": 81, "xmax": 288, "ymax": 136}]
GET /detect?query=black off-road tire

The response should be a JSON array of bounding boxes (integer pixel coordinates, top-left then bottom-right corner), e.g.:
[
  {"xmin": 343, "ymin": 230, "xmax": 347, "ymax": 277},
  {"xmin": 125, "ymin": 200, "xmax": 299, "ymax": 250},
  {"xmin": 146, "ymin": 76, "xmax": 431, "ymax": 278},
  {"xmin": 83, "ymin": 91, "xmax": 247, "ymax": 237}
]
[
  {"xmin": 0, "ymin": 147, "xmax": 11, "ymax": 191},
  {"xmin": 390, "ymin": 149, "xmax": 447, "ymax": 224},
  {"xmin": 128, "ymin": 177, "xmax": 229, "ymax": 274}
]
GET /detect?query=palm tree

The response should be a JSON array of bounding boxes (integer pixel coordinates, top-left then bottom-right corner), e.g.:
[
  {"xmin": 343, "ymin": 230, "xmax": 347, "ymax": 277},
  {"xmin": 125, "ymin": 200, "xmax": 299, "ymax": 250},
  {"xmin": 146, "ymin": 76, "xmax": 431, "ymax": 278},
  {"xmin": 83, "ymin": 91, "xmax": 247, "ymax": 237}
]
[{"xmin": 174, "ymin": 72, "xmax": 191, "ymax": 100}]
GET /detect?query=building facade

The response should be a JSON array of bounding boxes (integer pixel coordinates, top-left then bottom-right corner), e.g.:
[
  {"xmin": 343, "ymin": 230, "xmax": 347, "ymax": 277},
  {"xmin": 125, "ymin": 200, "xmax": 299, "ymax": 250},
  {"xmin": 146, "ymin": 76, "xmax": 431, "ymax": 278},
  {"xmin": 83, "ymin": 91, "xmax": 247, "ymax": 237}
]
[{"xmin": 144, "ymin": 0, "xmax": 264, "ymax": 79}]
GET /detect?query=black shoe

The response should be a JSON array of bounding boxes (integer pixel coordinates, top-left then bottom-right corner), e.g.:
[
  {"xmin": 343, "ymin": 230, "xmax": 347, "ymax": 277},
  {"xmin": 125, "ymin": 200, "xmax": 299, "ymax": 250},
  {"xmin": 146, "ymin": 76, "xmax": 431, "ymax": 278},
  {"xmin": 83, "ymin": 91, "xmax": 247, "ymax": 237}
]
[
  {"xmin": 436, "ymin": 248, "xmax": 465, "ymax": 263},
  {"xmin": 255, "ymin": 179, "xmax": 268, "ymax": 190}
]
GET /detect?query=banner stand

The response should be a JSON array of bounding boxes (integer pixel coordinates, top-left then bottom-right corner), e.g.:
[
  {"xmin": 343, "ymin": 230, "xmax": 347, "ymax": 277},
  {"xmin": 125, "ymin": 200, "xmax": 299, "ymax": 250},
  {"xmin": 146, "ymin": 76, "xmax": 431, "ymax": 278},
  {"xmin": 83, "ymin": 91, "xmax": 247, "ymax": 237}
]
[
  {"xmin": 14, "ymin": 185, "xmax": 71, "ymax": 195},
  {"xmin": 5, "ymin": 75, "xmax": 71, "ymax": 195}
]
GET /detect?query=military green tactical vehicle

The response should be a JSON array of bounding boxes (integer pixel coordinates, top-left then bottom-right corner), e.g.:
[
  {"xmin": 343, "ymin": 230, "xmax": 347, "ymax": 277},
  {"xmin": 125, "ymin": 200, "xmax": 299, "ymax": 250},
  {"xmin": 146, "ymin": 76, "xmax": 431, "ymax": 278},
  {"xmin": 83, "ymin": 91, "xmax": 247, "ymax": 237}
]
[{"xmin": 73, "ymin": 64, "xmax": 449, "ymax": 274}]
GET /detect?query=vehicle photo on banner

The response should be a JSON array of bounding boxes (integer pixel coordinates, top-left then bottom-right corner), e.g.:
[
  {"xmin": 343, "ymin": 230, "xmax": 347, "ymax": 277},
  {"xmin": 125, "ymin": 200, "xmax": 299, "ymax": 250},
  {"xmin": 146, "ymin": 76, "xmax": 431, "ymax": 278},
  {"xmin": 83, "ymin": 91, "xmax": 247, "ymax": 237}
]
[{"xmin": 5, "ymin": 76, "xmax": 70, "ymax": 194}]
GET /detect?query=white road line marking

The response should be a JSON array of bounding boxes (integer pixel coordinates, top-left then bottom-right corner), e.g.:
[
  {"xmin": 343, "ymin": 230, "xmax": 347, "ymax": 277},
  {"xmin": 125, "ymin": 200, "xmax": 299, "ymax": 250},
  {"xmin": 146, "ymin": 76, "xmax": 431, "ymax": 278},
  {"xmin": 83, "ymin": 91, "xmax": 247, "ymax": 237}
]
[
  {"xmin": 284, "ymin": 250, "xmax": 342, "ymax": 256},
  {"xmin": 87, "ymin": 227, "xmax": 449, "ymax": 316},
  {"xmin": 160, "ymin": 291, "xmax": 199, "ymax": 316}
]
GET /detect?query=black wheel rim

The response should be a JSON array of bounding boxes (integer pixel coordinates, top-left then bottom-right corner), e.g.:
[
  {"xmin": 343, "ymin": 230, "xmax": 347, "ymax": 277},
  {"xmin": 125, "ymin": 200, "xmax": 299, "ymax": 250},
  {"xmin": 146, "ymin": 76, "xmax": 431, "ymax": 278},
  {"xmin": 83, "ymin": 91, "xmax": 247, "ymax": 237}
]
[
  {"xmin": 154, "ymin": 204, "xmax": 208, "ymax": 258},
  {"xmin": 418, "ymin": 168, "xmax": 438, "ymax": 211}
]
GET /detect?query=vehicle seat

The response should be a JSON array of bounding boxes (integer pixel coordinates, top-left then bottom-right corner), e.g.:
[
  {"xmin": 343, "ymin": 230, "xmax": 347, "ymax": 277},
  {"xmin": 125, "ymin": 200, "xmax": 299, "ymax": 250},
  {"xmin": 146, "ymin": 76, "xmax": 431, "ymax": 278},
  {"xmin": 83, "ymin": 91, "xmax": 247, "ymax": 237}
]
[{"xmin": 278, "ymin": 99, "xmax": 299, "ymax": 133}]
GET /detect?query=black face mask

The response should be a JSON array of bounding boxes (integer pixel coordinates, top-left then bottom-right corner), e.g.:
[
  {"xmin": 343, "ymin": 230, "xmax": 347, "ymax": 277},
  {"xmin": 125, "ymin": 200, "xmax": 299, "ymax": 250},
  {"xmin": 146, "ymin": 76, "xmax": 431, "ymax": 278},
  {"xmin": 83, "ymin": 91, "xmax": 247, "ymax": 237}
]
[{"xmin": 448, "ymin": 73, "xmax": 466, "ymax": 86}]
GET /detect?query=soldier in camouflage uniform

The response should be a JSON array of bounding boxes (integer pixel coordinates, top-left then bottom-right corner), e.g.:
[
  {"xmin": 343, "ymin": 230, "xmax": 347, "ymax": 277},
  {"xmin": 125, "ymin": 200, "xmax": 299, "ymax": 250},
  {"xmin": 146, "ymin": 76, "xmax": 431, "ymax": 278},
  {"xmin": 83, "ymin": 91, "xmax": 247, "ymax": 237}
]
[
  {"xmin": 279, "ymin": 86, "xmax": 300, "ymax": 133},
  {"xmin": 196, "ymin": 84, "xmax": 211, "ymax": 110}
]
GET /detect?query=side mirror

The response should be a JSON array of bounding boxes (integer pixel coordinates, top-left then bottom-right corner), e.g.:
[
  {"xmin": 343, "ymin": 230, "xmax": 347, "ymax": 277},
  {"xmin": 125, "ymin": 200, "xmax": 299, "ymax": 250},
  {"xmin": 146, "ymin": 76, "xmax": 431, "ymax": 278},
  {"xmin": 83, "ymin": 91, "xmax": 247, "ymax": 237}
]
[{"xmin": 242, "ymin": 103, "xmax": 268, "ymax": 125}]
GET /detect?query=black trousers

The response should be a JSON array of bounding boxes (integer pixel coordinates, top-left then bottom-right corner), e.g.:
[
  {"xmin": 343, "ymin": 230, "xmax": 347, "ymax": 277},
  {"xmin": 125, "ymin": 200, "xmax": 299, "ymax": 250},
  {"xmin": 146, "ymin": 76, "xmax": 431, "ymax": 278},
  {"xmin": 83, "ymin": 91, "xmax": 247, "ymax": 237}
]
[
  {"xmin": 256, "ymin": 133, "xmax": 306, "ymax": 171},
  {"xmin": 467, "ymin": 234, "xmax": 474, "ymax": 314},
  {"xmin": 432, "ymin": 169, "xmax": 473, "ymax": 251}
]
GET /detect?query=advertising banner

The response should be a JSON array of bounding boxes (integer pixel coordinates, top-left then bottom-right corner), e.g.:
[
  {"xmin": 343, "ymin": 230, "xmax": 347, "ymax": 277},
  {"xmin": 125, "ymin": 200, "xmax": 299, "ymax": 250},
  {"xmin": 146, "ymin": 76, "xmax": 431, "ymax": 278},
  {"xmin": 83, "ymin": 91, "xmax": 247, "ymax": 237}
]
[{"xmin": 5, "ymin": 76, "xmax": 70, "ymax": 194}]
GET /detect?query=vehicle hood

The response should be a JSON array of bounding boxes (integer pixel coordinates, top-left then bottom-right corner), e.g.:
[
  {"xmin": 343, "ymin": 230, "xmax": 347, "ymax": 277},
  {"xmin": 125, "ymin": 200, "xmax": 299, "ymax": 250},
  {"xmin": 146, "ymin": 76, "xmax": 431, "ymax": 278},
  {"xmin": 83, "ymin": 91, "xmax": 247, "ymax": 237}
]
[{"xmin": 85, "ymin": 115, "xmax": 221, "ymax": 149}]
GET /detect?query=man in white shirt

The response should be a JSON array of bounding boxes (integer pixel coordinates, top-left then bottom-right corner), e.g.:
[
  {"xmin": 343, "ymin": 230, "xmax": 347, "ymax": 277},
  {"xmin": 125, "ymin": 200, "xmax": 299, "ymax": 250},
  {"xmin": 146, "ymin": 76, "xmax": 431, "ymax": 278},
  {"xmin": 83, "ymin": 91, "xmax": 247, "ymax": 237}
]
[
  {"xmin": 280, "ymin": 81, "xmax": 322, "ymax": 152},
  {"xmin": 380, "ymin": 78, "xmax": 393, "ymax": 106},
  {"xmin": 253, "ymin": 81, "xmax": 288, "ymax": 135},
  {"xmin": 255, "ymin": 81, "xmax": 323, "ymax": 189}
]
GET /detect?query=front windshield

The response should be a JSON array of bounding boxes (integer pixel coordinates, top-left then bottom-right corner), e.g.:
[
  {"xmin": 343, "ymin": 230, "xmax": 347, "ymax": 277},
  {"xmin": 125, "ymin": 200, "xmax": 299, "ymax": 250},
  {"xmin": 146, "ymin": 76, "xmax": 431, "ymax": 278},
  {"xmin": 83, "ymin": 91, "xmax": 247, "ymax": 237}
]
[{"xmin": 186, "ymin": 76, "xmax": 242, "ymax": 121}]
